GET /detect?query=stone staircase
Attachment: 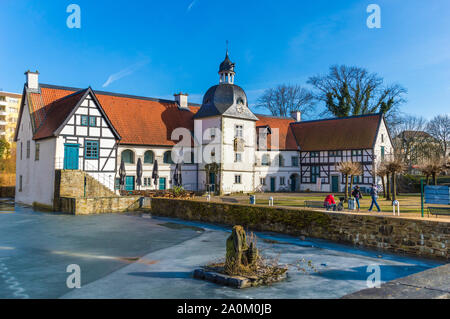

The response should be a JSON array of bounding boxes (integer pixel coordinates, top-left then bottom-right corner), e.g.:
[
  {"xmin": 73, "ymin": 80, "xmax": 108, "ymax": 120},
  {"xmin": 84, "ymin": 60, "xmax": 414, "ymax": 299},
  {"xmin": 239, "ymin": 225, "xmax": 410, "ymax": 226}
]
[
  {"xmin": 54, "ymin": 170, "xmax": 116, "ymax": 198},
  {"xmin": 53, "ymin": 170, "xmax": 140, "ymax": 214}
]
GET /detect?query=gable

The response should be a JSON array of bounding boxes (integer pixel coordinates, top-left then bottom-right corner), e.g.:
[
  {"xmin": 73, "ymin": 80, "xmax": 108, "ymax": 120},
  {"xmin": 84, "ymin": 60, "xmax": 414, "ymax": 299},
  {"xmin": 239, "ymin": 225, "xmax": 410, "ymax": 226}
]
[
  {"xmin": 33, "ymin": 88, "xmax": 120, "ymax": 141},
  {"xmin": 255, "ymin": 115, "xmax": 297, "ymax": 151},
  {"xmin": 58, "ymin": 93, "xmax": 117, "ymax": 139}
]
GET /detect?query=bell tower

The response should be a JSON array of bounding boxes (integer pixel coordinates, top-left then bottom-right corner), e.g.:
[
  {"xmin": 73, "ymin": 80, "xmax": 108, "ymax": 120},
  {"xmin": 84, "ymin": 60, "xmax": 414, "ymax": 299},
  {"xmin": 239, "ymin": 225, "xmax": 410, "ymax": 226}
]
[{"xmin": 219, "ymin": 47, "xmax": 235, "ymax": 84}]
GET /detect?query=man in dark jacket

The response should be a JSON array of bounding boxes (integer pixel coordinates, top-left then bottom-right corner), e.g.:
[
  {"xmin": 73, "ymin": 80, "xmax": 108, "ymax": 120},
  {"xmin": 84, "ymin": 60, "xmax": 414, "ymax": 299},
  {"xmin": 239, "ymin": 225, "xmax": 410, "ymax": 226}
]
[{"xmin": 368, "ymin": 184, "xmax": 381, "ymax": 212}]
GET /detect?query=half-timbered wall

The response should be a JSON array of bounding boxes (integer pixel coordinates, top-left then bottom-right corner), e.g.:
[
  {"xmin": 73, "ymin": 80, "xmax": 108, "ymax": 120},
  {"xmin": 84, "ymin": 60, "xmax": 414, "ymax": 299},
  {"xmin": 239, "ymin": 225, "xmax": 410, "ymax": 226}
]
[
  {"xmin": 300, "ymin": 149, "xmax": 375, "ymax": 192},
  {"xmin": 56, "ymin": 93, "xmax": 118, "ymax": 190}
]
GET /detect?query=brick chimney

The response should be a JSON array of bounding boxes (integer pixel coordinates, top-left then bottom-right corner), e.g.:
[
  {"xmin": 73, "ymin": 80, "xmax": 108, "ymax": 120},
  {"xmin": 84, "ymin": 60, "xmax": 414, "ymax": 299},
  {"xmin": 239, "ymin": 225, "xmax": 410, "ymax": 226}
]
[
  {"xmin": 25, "ymin": 70, "xmax": 39, "ymax": 92},
  {"xmin": 291, "ymin": 111, "xmax": 301, "ymax": 122},
  {"xmin": 174, "ymin": 93, "xmax": 189, "ymax": 109}
]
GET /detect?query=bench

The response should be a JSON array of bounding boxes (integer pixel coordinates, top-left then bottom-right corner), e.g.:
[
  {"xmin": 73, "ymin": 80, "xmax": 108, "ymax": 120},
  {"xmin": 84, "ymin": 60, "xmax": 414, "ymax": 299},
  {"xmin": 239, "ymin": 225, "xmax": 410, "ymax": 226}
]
[
  {"xmin": 304, "ymin": 201, "xmax": 325, "ymax": 209},
  {"xmin": 427, "ymin": 207, "xmax": 450, "ymax": 218}
]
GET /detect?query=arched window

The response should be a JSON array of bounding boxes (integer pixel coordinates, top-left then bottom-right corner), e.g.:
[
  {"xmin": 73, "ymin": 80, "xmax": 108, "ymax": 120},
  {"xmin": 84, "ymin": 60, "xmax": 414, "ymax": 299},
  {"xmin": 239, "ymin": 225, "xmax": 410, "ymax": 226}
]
[
  {"xmin": 261, "ymin": 154, "xmax": 270, "ymax": 166},
  {"xmin": 121, "ymin": 150, "xmax": 134, "ymax": 164},
  {"xmin": 163, "ymin": 151, "xmax": 174, "ymax": 164},
  {"xmin": 144, "ymin": 151, "xmax": 154, "ymax": 164}
]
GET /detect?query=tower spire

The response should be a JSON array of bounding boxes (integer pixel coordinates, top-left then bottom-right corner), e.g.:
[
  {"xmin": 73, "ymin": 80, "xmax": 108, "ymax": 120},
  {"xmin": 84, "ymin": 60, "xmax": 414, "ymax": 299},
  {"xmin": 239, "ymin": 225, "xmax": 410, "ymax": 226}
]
[{"xmin": 219, "ymin": 42, "xmax": 235, "ymax": 84}]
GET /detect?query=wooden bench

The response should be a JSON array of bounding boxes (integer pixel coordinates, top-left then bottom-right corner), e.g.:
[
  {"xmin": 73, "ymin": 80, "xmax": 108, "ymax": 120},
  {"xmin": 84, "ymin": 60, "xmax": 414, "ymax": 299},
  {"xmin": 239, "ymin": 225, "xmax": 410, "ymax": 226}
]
[
  {"xmin": 427, "ymin": 207, "xmax": 450, "ymax": 218},
  {"xmin": 304, "ymin": 201, "xmax": 325, "ymax": 209}
]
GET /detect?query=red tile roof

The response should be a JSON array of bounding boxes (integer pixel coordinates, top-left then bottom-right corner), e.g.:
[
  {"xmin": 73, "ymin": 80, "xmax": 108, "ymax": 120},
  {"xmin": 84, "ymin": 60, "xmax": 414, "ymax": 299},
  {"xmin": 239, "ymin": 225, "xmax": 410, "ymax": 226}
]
[
  {"xmin": 33, "ymin": 89, "xmax": 87, "ymax": 140},
  {"xmin": 96, "ymin": 94, "xmax": 198, "ymax": 146},
  {"xmin": 30, "ymin": 85, "xmax": 199, "ymax": 145},
  {"xmin": 255, "ymin": 115, "xmax": 297, "ymax": 151},
  {"xmin": 290, "ymin": 114, "xmax": 382, "ymax": 151},
  {"xmin": 27, "ymin": 84, "xmax": 383, "ymax": 152}
]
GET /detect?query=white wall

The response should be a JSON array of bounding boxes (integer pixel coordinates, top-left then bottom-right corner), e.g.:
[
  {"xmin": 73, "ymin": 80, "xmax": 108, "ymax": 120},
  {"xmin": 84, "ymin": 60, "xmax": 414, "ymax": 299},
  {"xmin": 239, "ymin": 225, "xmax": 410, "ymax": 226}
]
[
  {"xmin": 15, "ymin": 99, "xmax": 56, "ymax": 206},
  {"xmin": 117, "ymin": 145, "xmax": 198, "ymax": 191},
  {"xmin": 254, "ymin": 150, "xmax": 301, "ymax": 192}
]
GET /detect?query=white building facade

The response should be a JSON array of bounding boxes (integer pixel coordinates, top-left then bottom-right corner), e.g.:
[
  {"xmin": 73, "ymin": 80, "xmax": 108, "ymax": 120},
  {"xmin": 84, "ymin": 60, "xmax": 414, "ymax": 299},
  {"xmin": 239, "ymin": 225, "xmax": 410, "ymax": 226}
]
[{"xmin": 15, "ymin": 55, "xmax": 394, "ymax": 207}]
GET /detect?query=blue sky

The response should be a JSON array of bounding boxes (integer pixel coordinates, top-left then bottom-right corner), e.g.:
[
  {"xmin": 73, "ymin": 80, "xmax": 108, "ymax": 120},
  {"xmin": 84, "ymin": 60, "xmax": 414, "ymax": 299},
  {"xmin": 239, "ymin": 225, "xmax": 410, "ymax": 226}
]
[{"xmin": 0, "ymin": 0, "xmax": 449, "ymax": 119}]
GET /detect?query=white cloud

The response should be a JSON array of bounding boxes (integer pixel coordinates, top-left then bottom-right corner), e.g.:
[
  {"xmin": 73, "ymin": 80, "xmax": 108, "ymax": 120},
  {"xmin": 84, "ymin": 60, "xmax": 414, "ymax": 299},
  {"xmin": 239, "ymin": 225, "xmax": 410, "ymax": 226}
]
[{"xmin": 102, "ymin": 59, "xmax": 150, "ymax": 88}]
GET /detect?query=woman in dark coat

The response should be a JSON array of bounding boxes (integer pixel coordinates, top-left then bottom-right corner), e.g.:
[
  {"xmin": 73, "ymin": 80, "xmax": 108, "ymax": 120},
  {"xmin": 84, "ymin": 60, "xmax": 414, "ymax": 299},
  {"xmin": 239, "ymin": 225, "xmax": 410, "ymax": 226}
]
[{"xmin": 352, "ymin": 186, "xmax": 363, "ymax": 212}]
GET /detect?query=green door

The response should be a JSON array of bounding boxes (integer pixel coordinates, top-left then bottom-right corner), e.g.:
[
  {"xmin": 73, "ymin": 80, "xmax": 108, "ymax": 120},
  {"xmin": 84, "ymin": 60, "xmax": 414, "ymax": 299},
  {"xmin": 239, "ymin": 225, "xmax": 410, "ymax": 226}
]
[
  {"xmin": 159, "ymin": 177, "xmax": 166, "ymax": 190},
  {"xmin": 270, "ymin": 178, "xmax": 276, "ymax": 192},
  {"xmin": 125, "ymin": 176, "xmax": 135, "ymax": 191},
  {"xmin": 290, "ymin": 175, "xmax": 297, "ymax": 192},
  {"xmin": 209, "ymin": 172, "xmax": 216, "ymax": 192},
  {"xmin": 64, "ymin": 144, "xmax": 79, "ymax": 170},
  {"xmin": 332, "ymin": 176, "xmax": 339, "ymax": 193}
]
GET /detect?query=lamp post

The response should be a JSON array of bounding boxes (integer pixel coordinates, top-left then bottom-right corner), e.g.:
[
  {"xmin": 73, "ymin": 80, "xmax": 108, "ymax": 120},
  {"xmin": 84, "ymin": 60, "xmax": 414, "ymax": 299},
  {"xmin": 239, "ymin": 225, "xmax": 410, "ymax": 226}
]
[{"xmin": 421, "ymin": 179, "xmax": 424, "ymax": 218}]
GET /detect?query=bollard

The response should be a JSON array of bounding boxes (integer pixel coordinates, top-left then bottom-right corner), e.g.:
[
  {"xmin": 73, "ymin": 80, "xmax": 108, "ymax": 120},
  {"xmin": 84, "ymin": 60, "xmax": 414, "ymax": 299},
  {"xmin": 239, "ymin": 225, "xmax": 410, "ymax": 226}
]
[
  {"xmin": 393, "ymin": 200, "xmax": 400, "ymax": 216},
  {"xmin": 269, "ymin": 197, "xmax": 274, "ymax": 207},
  {"xmin": 250, "ymin": 195, "xmax": 256, "ymax": 205},
  {"xmin": 207, "ymin": 194, "xmax": 211, "ymax": 202}
]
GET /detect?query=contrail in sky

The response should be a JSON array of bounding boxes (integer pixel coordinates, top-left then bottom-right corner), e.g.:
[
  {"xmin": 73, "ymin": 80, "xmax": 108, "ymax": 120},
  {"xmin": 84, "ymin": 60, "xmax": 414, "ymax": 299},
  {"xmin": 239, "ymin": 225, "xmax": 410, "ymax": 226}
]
[
  {"xmin": 187, "ymin": 0, "xmax": 198, "ymax": 12},
  {"xmin": 102, "ymin": 59, "xmax": 150, "ymax": 88}
]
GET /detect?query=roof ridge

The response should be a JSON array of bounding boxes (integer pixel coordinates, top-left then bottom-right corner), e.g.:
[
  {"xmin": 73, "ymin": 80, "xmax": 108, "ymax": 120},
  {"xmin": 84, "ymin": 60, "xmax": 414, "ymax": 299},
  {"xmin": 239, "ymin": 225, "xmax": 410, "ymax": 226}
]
[
  {"xmin": 254, "ymin": 113, "xmax": 293, "ymax": 120},
  {"xmin": 40, "ymin": 83, "xmax": 201, "ymax": 106},
  {"xmin": 290, "ymin": 112, "xmax": 382, "ymax": 125}
]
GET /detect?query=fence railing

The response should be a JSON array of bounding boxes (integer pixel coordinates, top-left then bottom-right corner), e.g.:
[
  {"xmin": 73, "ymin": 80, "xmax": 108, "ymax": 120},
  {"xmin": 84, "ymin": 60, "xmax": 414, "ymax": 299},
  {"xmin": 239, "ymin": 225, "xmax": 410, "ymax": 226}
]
[{"xmin": 55, "ymin": 157, "xmax": 115, "ymax": 193}]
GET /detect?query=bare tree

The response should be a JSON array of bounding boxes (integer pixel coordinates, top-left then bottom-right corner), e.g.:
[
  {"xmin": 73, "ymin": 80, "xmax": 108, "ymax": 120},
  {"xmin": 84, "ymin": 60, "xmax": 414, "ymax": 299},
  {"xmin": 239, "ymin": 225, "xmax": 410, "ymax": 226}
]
[
  {"xmin": 385, "ymin": 158, "xmax": 406, "ymax": 201},
  {"xmin": 256, "ymin": 84, "xmax": 315, "ymax": 118},
  {"xmin": 307, "ymin": 65, "xmax": 407, "ymax": 118},
  {"xmin": 375, "ymin": 163, "xmax": 388, "ymax": 198},
  {"xmin": 349, "ymin": 163, "xmax": 363, "ymax": 194},
  {"xmin": 337, "ymin": 161, "xmax": 361, "ymax": 201},
  {"xmin": 426, "ymin": 114, "xmax": 450, "ymax": 159},
  {"xmin": 419, "ymin": 158, "xmax": 446, "ymax": 185},
  {"xmin": 391, "ymin": 115, "xmax": 439, "ymax": 172}
]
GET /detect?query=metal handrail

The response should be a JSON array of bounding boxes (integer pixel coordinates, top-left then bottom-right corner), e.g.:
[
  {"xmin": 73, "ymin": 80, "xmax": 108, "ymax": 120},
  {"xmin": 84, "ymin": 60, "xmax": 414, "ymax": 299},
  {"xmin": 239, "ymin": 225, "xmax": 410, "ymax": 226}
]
[{"xmin": 55, "ymin": 157, "xmax": 115, "ymax": 193}]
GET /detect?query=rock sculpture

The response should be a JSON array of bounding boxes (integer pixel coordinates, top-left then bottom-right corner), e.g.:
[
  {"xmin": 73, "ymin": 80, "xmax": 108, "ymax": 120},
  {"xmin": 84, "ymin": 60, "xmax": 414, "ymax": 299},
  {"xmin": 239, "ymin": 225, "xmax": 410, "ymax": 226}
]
[{"xmin": 225, "ymin": 226, "xmax": 258, "ymax": 275}]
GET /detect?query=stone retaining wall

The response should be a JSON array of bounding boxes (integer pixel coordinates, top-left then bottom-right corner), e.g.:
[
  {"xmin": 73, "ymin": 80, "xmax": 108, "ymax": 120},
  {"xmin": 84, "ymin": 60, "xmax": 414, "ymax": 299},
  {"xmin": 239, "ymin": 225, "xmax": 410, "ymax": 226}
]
[
  {"xmin": 54, "ymin": 170, "xmax": 115, "ymax": 199},
  {"xmin": 60, "ymin": 196, "xmax": 140, "ymax": 215},
  {"xmin": 0, "ymin": 187, "xmax": 15, "ymax": 198},
  {"xmin": 151, "ymin": 198, "xmax": 449, "ymax": 260}
]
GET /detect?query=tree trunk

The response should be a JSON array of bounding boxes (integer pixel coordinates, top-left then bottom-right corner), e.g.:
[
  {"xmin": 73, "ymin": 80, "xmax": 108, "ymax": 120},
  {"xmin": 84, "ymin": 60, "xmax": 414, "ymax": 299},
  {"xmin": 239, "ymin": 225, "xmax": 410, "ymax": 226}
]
[
  {"xmin": 392, "ymin": 173, "xmax": 397, "ymax": 202},
  {"xmin": 426, "ymin": 175, "xmax": 430, "ymax": 185},
  {"xmin": 433, "ymin": 173, "xmax": 437, "ymax": 185},
  {"xmin": 396, "ymin": 175, "xmax": 400, "ymax": 196},
  {"xmin": 344, "ymin": 174, "xmax": 349, "ymax": 201},
  {"xmin": 381, "ymin": 176, "xmax": 386, "ymax": 198},
  {"xmin": 386, "ymin": 173, "xmax": 391, "ymax": 201},
  {"xmin": 350, "ymin": 175, "xmax": 354, "ymax": 197}
]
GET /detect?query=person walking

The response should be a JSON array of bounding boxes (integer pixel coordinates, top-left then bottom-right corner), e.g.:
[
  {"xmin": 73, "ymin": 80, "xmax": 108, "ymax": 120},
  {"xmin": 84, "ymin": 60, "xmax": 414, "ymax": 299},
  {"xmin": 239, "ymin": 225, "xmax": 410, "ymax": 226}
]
[
  {"xmin": 352, "ymin": 185, "xmax": 363, "ymax": 212},
  {"xmin": 368, "ymin": 184, "xmax": 381, "ymax": 213}
]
